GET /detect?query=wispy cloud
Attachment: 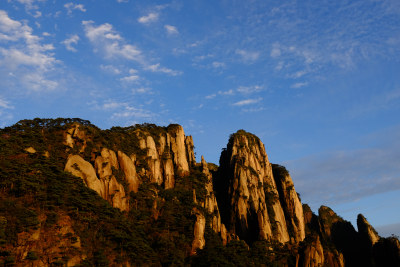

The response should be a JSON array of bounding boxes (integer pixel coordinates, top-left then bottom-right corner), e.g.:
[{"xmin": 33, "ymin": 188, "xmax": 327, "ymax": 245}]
[
  {"xmin": 164, "ymin": 25, "xmax": 179, "ymax": 35},
  {"xmin": 233, "ymin": 97, "xmax": 262, "ymax": 106},
  {"xmin": 0, "ymin": 10, "xmax": 59, "ymax": 91},
  {"xmin": 61, "ymin": 34, "xmax": 79, "ymax": 52},
  {"xmin": 138, "ymin": 12, "xmax": 159, "ymax": 24},
  {"xmin": 9, "ymin": 0, "xmax": 41, "ymax": 11},
  {"xmin": 82, "ymin": 20, "xmax": 143, "ymax": 62},
  {"xmin": 212, "ymin": 61, "xmax": 225, "ymax": 68},
  {"xmin": 120, "ymin": 69, "xmax": 140, "ymax": 82},
  {"xmin": 235, "ymin": 49, "xmax": 260, "ymax": 63},
  {"xmin": 146, "ymin": 63, "xmax": 182, "ymax": 76},
  {"xmin": 291, "ymin": 82, "xmax": 308, "ymax": 88},
  {"xmin": 205, "ymin": 94, "xmax": 216, "ymax": 99},
  {"xmin": 237, "ymin": 85, "xmax": 263, "ymax": 94},
  {"xmin": 100, "ymin": 64, "xmax": 121, "ymax": 75},
  {"xmin": 0, "ymin": 96, "xmax": 14, "ymax": 127},
  {"xmin": 64, "ymin": 3, "xmax": 86, "ymax": 15}
]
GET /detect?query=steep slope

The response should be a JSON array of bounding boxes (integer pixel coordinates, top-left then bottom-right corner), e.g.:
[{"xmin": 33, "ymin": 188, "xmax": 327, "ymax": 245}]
[{"xmin": 215, "ymin": 130, "xmax": 303, "ymax": 244}]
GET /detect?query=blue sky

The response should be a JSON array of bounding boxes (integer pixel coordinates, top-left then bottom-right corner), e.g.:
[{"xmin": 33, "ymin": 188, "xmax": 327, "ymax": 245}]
[{"xmin": 1, "ymin": 0, "xmax": 399, "ymax": 237}]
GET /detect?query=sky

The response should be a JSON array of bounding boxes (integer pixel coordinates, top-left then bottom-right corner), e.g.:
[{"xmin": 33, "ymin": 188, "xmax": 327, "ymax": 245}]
[{"xmin": 1, "ymin": 0, "xmax": 399, "ymax": 237}]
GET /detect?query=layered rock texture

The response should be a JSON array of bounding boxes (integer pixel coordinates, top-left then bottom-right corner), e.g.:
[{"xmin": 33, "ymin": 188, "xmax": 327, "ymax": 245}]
[
  {"xmin": 1, "ymin": 119, "xmax": 399, "ymax": 266},
  {"xmin": 215, "ymin": 130, "xmax": 302, "ymax": 244}
]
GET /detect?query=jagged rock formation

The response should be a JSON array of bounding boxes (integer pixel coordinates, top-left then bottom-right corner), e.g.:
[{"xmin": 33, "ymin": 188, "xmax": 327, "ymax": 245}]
[
  {"xmin": 199, "ymin": 156, "xmax": 227, "ymax": 244},
  {"xmin": 299, "ymin": 235, "xmax": 325, "ymax": 267},
  {"xmin": 273, "ymin": 164, "xmax": 306, "ymax": 243},
  {"xmin": 215, "ymin": 130, "xmax": 303, "ymax": 244},
  {"xmin": 1, "ymin": 119, "xmax": 399, "ymax": 266},
  {"xmin": 191, "ymin": 208, "xmax": 206, "ymax": 255},
  {"xmin": 357, "ymin": 214, "xmax": 380, "ymax": 246},
  {"xmin": 63, "ymin": 124, "xmax": 195, "ymax": 211}
]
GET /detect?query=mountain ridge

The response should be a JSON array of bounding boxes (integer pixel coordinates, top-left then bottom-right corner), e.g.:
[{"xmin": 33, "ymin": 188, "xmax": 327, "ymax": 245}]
[{"xmin": 0, "ymin": 118, "xmax": 399, "ymax": 266}]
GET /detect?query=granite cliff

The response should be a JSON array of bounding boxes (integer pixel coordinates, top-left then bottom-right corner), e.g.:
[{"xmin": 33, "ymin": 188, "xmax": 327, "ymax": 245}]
[{"xmin": 0, "ymin": 118, "xmax": 399, "ymax": 266}]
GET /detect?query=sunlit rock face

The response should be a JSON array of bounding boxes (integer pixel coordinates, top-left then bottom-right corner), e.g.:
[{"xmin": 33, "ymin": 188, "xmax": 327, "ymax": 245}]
[
  {"xmin": 215, "ymin": 130, "xmax": 290, "ymax": 244},
  {"xmin": 63, "ymin": 123, "xmax": 196, "ymax": 211},
  {"xmin": 272, "ymin": 164, "xmax": 305, "ymax": 242}
]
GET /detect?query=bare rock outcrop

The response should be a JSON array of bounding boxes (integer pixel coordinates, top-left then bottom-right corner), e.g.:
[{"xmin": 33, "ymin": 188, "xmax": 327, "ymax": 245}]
[
  {"xmin": 63, "ymin": 123, "xmax": 88, "ymax": 152},
  {"xmin": 65, "ymin": 154, "xmax": 103, "ymax": 196},
  {"xmin": 200, "ymin": 156, "xmax": 227, "ymax": 244},
  {"xmin": 273, "ymin": 164, "xmax": 305, "ymax": 242},
  {"xmin": 191, "ymin": 208, "xmax": 206, "ymax": 255},
  {"xmin": 216, "ymin": 130, "xmax": 289, "ymax": 243},
  {"xmin": 299, "ymin": 235, "xmax": 324, "ymax": 267},
  {"xmin": 168, "ymin": 125, "xmax": 190, "ymax": 175},
  {"xmin": 357, "ymin": 214, "xmax": 380, "ymax": 246},
  {"xmin": 63, "ymin": 124, "xmax": 196, "ymax": 211},
  {"xmin": 65, "ymin": 154, "xmax": 129, "ymax": 211},
  {"xmin": 117, "ymin": 151, "xmax": 140, "ymax": 193}
]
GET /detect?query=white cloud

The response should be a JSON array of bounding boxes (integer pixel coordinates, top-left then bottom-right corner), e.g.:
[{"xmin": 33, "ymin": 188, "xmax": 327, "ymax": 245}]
[
  {"xmin": 102, "ymin": 101, "xmax": 124, "ymax": 110},
  {"xmin": 291, "ymin": 70, "xmax": 307, "ymax": 79},
  {"xmin": 237, "ymin": 85, "xmax": 263, "ymax": 94},
  {"xmin": 270, "ymin": 43, "xmax": 281, "ymax": 58},
  {"xmin": 218, "ymin": 89, "xmax": 234, "ymax": 96},
  {"xmin": 42, "ymin": 32, "xmax": 50, "ymax": 36},
  {"xmin": 112, "ymin": 106, "xmax": 155, "ymax": 120},
  {"xmin": 9, "ymin": 0, "xmax": 41, "ymax": 10},
  {"xmin": 0, "ymin": 96, "xmax": 14, "ymax": 127},
  {"xmin": 164, "ymin": 25, "xmax": 179, "ymax": 35},
  {"xmin": 61, "ymin": 34, "xmax": 79, "ymax": 52},
  {"xmin": 120, "ymin": 74, "xmax": 139, "ymax": 82},
  {"xmin": 64, "ymin": 3, "xmax": 86, "ymax": 15},
  {"xmin": 146, "ymin": 63, "xmax": 182, "ymax": 76},
  {"xmin": 100, "ymin": 64, "xmax": 121, "ymax": 75},
  {"xmin": 235, "ymin": 49, "xmax": 260, "ymax": 63},
  {"xmin": 0, "ymin": 10, "xmax": 59, "ymax": 91},
  {"xmin": 33, "ymin": 11, "xmax": 41, "ymax": 18},
  {"xmin": 138, "ymin": 12, "xmax": 159, "ymax": 24},
  {"xmin": 117, "ymin": 0, "xmax": 128, "ymax": 2},
  {"xmin": 212, "ymin": 61, "xmax": 225, "ymax": 68},
  {"xmin": 291, "ymin": 82, "xmax": 308, "ymax": 88},
  {"xmin": 0, "ymin": 97, "xmax": 14, "ymax": 110},
  {"xmin": 233, "ymin": 97, "xmax": 262, "ymax": 106},
  {"xmin": 205, "ymin": 94, "xmax": 216, "ymax": 99},
  {"xmin": 82, "ymin": 20, "xmax": 142, "ymax": 62},
  {"xmin": 132, "ymin": 87, "xmax": 152, "ymax": 94},
  {"xmin": 242, "ymin": 107, "xmax": 265, "ymax": 113},
  {"xmin": 120, "ymin": 68, "xmax": 140, "ymax": 82}
]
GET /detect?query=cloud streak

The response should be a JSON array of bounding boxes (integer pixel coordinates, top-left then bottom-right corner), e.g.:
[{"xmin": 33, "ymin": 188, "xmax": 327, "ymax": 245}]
[
  {"xmin": 233, "ymin": 97, "xmax": 262, "ymax": 106},
  {"xmin": 138, "ymin": 12, "xmax": 159, "ymax": 24}
]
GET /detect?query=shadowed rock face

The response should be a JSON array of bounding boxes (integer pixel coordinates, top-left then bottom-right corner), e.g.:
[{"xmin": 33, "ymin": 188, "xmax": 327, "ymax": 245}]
[{"xmin": 357, "ymin": 214, "xmax": 380, "ymax": 246}]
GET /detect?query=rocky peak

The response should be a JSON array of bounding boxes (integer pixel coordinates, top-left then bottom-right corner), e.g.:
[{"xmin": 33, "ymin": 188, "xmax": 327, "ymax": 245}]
[
  {"xmin": 216, "ymin": 130, "xmax": 289, "ymax": 243},
  {"xmin": 357, "ymin": 214, "xmax": 380, "ymax": 246},
  {"xmin": 272, "ymin": 164, "xmax": 305, "ymax": 242}
]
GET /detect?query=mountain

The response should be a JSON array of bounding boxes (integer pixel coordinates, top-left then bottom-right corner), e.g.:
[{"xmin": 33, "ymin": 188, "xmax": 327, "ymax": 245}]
[{"xmin": 0, "ymin": 118, "xmax": 399, "ymax": 266}]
